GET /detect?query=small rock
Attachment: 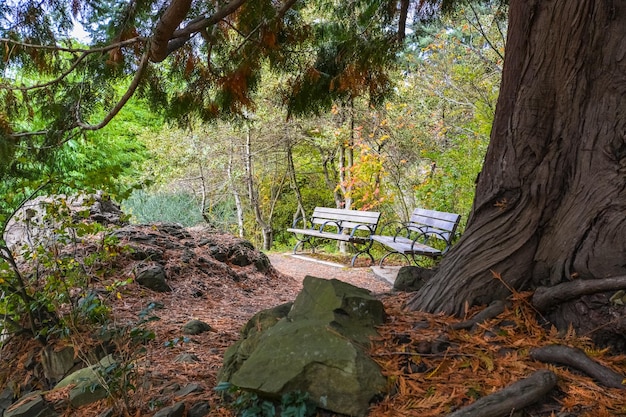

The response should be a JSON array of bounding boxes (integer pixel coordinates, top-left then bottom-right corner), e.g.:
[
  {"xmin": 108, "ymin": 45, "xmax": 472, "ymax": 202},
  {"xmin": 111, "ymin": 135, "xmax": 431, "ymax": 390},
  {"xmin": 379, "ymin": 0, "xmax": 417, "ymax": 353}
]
[
  {"xmin": 174, "ymin": 354, "xmax": 200, "ymax": 364},
  {"xmin": 152, "ymin": 401, "xmax": 185, "ymax": 417},
  {"xmin": 174, "ymin": 383, "xmax": 203, "ymax": 397},
  {"xmin": 393, "ymin": 266, "xmax": 435, "ymax": 292},
  {"xmin": 188, "ymin": 401, "xmax": 210, "ymax": 417},
  {"xmin": 4, "ymin": 393, "xmax": 57, "ymax": 417},
  {"xmin": 182, "ymin": 320, "xmax": 215, "ymax": 335},
  {"xmin": 136, "ymin": 265, "xmax": 171, "ymax": 292}
]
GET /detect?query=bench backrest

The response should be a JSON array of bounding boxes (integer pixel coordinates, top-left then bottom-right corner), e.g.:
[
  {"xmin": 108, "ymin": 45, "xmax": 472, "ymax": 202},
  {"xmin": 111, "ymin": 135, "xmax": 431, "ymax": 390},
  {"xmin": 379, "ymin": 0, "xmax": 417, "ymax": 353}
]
[
  {"xmin": 311, "ymin": 207, "xmax": 381, "ymax": 231},
  {"xmin": 407, "ymin": 208, "xmax": 460, "ymax": 243}
]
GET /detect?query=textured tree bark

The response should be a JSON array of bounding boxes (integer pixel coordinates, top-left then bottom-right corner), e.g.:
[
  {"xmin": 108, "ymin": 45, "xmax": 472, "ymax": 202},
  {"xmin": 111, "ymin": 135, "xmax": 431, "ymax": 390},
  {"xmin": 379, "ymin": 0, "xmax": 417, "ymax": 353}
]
[
  {"xmin": 445, "ymin": 369, "xmax": 558, "ymax": 417},
  {"xmin": 407, "ymin": 1, "xmax": 626, "ymax": 320},
  {"xmin": 150, "ymin": 0, "xmax": 193, "ymax": 62}
]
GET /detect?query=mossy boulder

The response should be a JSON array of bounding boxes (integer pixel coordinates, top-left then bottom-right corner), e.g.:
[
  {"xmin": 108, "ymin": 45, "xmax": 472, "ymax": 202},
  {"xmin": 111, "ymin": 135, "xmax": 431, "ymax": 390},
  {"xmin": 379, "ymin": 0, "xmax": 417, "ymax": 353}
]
[{"xmin": 220, "ymin": 276, "xmax": 387, "ymax": 417}]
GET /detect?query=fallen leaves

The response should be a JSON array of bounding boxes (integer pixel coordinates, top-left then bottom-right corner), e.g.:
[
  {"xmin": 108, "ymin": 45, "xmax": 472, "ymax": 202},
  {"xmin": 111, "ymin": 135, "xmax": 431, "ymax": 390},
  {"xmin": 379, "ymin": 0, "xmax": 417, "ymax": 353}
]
[{"xmin": 368, "ymin": 292, "xmax": 626, "ymax": 417}]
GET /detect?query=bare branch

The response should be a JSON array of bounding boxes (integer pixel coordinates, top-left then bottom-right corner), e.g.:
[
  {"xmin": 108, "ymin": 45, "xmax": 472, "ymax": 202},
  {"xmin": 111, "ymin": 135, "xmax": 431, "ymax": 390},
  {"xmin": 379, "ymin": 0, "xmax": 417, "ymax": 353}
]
[
  {"xmin": 277, "ymin": 0, "xmax": 298, "ymax": 18},
  {"xmin": 157, "ymin": 0, "xmax": 297, "ymax": 59},
  {"xmin": 466, "ymin": 4, "xmax": 505, "ymax": 62},
  {"xmin": 170, "ymin": 0, "xmax": 248, "ymax": 39},
  {"xmin": 1, "ymin": 37, "xmax": 148, "ymax": 94},
  {"xmin": 76, "ymin": 50, "xmax": 150, "ymax": 131},
  {"xmin": 0, "ymin": 36, "xmax": 146, "ymax": 55}
]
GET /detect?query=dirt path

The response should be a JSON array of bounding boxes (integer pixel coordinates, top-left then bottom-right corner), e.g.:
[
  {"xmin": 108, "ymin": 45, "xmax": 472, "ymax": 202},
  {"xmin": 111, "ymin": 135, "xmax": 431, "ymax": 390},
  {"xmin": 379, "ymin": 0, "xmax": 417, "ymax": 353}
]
[{"xmin": 267, "ymin": 252, "xmax": 393, "ymax": 295}]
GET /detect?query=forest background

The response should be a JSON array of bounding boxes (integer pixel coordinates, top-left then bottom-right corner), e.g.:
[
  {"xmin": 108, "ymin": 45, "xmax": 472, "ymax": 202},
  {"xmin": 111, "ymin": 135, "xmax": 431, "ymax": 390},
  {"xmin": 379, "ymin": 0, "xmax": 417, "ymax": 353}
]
[{"xmin": 0, "ymin": 2, "xmax": 504, "ymax": 254}]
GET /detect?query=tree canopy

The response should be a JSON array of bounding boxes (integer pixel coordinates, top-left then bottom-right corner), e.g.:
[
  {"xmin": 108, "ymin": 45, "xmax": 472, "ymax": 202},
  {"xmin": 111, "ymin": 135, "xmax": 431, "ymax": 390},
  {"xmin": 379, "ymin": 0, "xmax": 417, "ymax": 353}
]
[{"xmin": 0, "ymin": 0, "xmax": 453, "ymax": 141}]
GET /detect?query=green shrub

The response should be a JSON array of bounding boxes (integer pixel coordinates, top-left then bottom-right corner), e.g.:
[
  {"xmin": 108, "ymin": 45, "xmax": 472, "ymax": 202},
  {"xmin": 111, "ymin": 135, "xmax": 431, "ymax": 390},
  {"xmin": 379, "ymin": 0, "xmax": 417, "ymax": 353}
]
[{"xmin": 122, "ymin": 189, "xmax": 205, "ymax": 226}]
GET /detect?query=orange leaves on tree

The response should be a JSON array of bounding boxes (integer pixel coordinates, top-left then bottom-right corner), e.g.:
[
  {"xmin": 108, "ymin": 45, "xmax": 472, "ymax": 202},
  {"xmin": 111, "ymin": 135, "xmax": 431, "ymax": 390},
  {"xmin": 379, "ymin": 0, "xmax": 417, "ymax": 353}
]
[
  {"xmin": 217, "ymin": 64, "xmax": 255, "ymax": 111},
  {"xmin": 260, "ymin": 29, "xmax": 277, "ymax": 49}
]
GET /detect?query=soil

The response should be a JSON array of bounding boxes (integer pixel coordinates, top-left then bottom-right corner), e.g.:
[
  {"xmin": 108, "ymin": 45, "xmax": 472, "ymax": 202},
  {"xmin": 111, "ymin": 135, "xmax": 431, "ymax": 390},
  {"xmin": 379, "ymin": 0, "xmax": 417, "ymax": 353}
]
[{"xmin": 267, "ymin": 252, "xmax": 393, "ymax": 294}]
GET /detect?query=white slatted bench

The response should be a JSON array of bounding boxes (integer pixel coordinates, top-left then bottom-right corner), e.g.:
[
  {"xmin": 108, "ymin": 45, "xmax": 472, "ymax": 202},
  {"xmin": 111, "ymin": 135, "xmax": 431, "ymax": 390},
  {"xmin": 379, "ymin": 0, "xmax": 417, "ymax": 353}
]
[
  {"xmin": 371, "ymin": 208, "xmax": 461, "ymax": 266},
  {"xmin": 286, "ymin": 207, "xmax": 381, "ymax": 267}
]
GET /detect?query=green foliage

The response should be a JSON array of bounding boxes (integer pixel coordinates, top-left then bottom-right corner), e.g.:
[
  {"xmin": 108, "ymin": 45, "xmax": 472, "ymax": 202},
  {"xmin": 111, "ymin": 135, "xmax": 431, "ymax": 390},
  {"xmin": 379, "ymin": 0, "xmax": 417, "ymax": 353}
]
[
  {"xmin": 164, "ymin": 336, "xmax": 191, "ymax": 348},
  {"xmin": 215, "ymin": 382, "xmax": 317, "ymax": 417},
  {"xmin": 0, "ymin": 196, "xmax": 131, "ymax": 341},
  {"xmin": 122, "ymin": 189, "xmax": 205, "ymax": 227}
]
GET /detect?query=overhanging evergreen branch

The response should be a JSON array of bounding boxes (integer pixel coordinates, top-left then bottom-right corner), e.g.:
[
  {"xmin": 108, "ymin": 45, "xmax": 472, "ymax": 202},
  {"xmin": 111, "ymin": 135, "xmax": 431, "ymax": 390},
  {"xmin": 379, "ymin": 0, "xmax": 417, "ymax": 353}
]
[
  {"xmin": 0, "ymin": 37, "xmax": 147, "ymax": 92},
  {"xmin": 75, "ymin": 50, "xmax": 150, "ymax": 131}
]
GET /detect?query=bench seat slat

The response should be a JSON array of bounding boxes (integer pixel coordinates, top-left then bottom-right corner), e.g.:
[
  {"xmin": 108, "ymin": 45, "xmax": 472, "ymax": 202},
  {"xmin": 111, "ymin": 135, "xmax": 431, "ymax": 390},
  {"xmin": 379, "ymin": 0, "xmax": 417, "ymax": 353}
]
[
  {"xmin": 287, "ymin": 228, "xmax": 370, "ymax": 243},
  {"xmin": 371, "ymin": 208, "xmax": 461, "ymax": 266},
  {"xmin": 371, "ymin": 235, "xmax": 442, "ymax": 256},
  {"xmin": 287, "ymin": 207, "xmax": 382, "ymax": 267}
]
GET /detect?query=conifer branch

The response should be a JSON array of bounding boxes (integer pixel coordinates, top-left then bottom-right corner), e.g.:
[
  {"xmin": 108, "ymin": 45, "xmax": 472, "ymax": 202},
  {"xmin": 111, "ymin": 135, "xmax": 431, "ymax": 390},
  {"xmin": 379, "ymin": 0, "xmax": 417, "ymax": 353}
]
[{"xmin": 75, "ymin": 50, "xmax": 150, "ymax": 131}]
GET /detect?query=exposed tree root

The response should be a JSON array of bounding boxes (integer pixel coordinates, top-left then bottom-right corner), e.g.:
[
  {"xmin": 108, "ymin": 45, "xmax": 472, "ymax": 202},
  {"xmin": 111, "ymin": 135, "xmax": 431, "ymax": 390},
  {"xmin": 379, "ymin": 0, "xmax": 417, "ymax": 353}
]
[
  {"xmin": 532, "ymin": 275, "xmax": 626, "ymax": 312},
  {"xmin": 530, "ymin": 344, "xmax": 626, "ymax": 389},
  {"xmin": 450, "ymin": 300, "xmax": 507, "ymax": 330},
  {"xmin": 445, "ymin": 369, "xmax": 558, "ymax": 417}
]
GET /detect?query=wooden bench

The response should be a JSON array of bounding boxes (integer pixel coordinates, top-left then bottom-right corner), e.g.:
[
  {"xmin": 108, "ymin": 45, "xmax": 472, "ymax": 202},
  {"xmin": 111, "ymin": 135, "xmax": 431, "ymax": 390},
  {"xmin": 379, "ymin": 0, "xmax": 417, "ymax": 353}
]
[
  {"xmin": 286, "ymin": 207, "xmax": 381, "ymax": 267},
  {"xmin": 371, "ymin": 208, "xmax": 461, "ymax": 266}
]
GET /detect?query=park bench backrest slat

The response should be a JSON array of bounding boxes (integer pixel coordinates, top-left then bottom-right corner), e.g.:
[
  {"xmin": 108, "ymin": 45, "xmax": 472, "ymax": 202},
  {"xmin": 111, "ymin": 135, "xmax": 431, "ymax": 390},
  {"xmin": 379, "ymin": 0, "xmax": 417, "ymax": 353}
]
[
  {"xmin": 311, "ymin": 207, "xmax": 381, "ymax": 230},
  {"xmin": 408, "ymin": 208, "xmax": 461, "ymax": 243}
]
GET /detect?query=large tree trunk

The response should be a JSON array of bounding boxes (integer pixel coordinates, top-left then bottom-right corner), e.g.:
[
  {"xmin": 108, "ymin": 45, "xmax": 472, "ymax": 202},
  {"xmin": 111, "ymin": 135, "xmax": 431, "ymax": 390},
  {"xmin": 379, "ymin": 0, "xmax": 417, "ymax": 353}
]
[{"xmin": 408, "ymin": 1, "xmax": 626, "ymax": 320}]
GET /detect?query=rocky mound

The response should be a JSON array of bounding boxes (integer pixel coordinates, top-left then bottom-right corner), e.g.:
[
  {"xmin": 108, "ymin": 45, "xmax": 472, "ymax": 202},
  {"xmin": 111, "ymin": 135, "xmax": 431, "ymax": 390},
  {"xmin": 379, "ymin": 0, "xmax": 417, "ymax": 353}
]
[{"xmin": 0, "ymin": 221, "xmax": 301, "ymax": 417}]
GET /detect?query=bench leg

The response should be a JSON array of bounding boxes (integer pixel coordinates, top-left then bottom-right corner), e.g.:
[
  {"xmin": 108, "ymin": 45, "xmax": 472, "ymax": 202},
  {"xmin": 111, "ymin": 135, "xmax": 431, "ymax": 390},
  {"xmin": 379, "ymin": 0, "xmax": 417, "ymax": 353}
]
[
  {"xmin": 350, "ymin": 250, "xmax": 375, "ymax": 267},
  {"xmin": 293, "ymin": 237, "xmax": 315, "ymax": 255},
  {"xmin": 378, "ymin": 251, "xmax": 411, "ymax": 267}
]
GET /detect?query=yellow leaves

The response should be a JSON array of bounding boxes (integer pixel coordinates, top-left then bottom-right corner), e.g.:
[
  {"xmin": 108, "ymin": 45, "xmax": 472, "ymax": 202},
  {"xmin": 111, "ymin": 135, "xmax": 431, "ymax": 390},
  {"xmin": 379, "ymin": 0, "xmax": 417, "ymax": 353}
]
[{"xmin": 476, "ymin": 352, "xmax": 494, "ymax": 372}]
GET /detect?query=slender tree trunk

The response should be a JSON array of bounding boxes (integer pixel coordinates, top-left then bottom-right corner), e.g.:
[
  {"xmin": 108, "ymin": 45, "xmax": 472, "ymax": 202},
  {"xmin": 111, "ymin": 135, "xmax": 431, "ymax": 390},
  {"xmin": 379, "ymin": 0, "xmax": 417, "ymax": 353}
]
[
  {"xmin": 408, "ymin": 1, "xmax": 626, "ymax": 323},
  {"xmin": 227, "ymin": 142, "xmax": 245, "ymax": 238},
  {"xmin": 198, "ymin": 163, "xmax": 210, "ymax": 224},
  {"xmin": 339, "ymin": 100, "xmax": 355, "ymax": 211},
  {"xmin": 244, "ymin": 129, "xmax": 273, "ymax": 250},
  {"xmin": 318, "ymin": 146, "xmax": 343, "ymax": 208},
  {"xmin": 286, "ymin": 142, "xmax": 307, "ymax": 225}
]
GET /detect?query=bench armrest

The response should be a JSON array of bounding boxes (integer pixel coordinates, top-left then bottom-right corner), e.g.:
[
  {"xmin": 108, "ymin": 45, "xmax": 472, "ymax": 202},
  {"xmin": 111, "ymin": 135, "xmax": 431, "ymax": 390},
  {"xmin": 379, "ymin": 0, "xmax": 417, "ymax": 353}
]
[
  {"xmin": 319, "ymin": 220, "xmax": 342, "ymax": 233},
  {"xmin": 380, "ymin": 220, "xmax": 422, "ymax": 241},
  {"xmin": 412, "ymin": 229, "xmax": 454, "ymax": 254},
  {"xmin": 349, "ymin": 223, "xmax": 375, "ymax": 238},
  {"xmin": 291, "ymin": 216, "xmax": 311, "ymax": 230}
]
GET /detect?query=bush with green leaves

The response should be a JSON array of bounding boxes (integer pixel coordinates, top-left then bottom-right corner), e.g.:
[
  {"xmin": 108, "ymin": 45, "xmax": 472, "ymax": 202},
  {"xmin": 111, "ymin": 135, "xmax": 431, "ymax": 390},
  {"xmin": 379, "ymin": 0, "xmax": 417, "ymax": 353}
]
[
  {"xmin": 122, "ymin": 189, "xmax": 206, "ymax": 227},
  {"xmin": 0, "ymin": 196, "xmax": 126, "ymax": 342},
  {"xmin": 215, "ymin": 382, "xmax": 317, "ymax": 417}
]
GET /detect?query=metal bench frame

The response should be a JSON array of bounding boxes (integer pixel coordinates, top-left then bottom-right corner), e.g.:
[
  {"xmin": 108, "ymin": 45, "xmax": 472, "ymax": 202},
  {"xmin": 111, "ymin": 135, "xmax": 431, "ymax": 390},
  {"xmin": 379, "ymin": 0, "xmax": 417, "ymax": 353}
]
[
  {"xmin": 371, "ymin": 208, "xmax": 461, "ymax": 267},
  {"xmin": 287, "ymin": 207, "xmax": 381, "ymax": 267}
]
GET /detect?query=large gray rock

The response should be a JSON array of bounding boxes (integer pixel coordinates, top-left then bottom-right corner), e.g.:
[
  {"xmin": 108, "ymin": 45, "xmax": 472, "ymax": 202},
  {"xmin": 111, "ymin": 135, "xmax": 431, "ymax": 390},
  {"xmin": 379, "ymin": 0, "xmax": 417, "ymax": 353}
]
[
  {"xmin": 4, "ymin": 193, "xmax": 125, "ymax": 252},
  {"xmin": 221, "ymin": 276, "xmax": 387, "ymax": 417},
  {"xmin": 55, "ymin": 355, "xmax": 117, "ymax": 407},
  {"xmin": 3, "ymin": 393, "xmax": 57, "ymax": 417}
]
